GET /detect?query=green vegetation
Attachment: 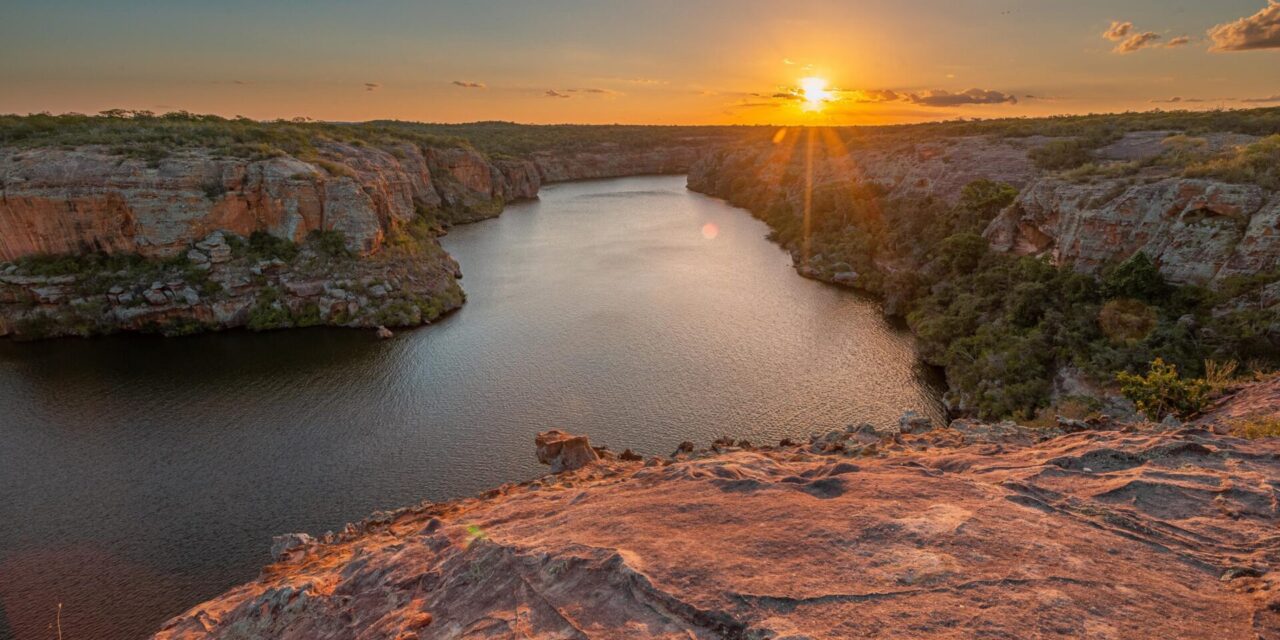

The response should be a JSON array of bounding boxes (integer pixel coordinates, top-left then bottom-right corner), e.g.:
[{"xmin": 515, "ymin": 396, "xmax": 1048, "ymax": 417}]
[
  {"xmin": 1185, "ymin": 134, "xmax": 1280, "ymax": 190},
  {"xmin": 240, "ymin": 231, "xmax": 299, "ymax": 262},
  {"xmin": 1115, "ymin": 358, "xmax": 1211, "ymax": 421},
  {"xmin": 0, "ymin": 110, "xmax": 760, "ymax": 164},
  {"xmin": 307, "ymin": 229, "xmax": 353, "ymax": 259},
  {"xmin": 702, "ymin": 140, "xmax": 1280, "ymax": 419},
  {"xmin": 1029, "ymin": 139, "xmax": 1094, "ymax": 170}
]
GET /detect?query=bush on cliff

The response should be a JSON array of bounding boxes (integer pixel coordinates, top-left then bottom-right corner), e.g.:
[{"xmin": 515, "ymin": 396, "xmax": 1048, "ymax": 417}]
[
  {"xmin": 1185, "ymin": 135, "xmax": 1280, "ymax": 191},
  {"xmin": 1029, "ymin": 139, "xmax": 1093, "ymax": 171},
  {"xmin": 1116, "ymin": 358, "xmax": 1211, "ymax": 421}
]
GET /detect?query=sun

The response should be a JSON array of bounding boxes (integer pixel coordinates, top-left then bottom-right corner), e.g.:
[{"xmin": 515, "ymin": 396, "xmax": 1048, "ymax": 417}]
[{"xmin": 799, "ymin": 77, "xmax": 832, "ymax": 111}]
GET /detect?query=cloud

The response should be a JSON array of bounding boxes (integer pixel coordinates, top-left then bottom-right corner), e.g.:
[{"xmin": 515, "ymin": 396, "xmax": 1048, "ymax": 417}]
[
  {"xmin": 1103, "ymin": 21, "xmax": 1133, "ymax": 41},
  {"xmin": 364, "ymin": 82, "xmax": 381, "ymax": 92},
  {"xmin": 451, "ymin": 80, "xmax": 486, "ymax": 88},
  {"xmin": 905, "ymin": 88, "xmax": 1018, "ymax": 106},
  {"xmin": 567, "ymin": 88, "xmax": 621, "ymax": 95},
  {"xmin": 1208, "ymin": 0, "xmax": 1280, "ymax": 51},
  {"xmin": 1103, "ymin": 20, "xmax": 1187, "ymax": 53},
  {"xmin": 725, "ymin": 85, "xmax": 1018, "ymax": 109},
  {"xmin": 1113, "ymin": 31, "xmax": 1163, "ymax": 53},
  {"xmin": 1242, "ymin": 94, "xmax": 1280, "ymax": 103},
  {"xmin": 843, "ymin": 89, "xmax": 901, "ymax": 103},
  {"xmin": 544, "ymin": 90, "xmax": 571, "ymax": 98},
  {"xmin": 1150, "ymin": 96, "xmax": 1207, "ymax": 103}
]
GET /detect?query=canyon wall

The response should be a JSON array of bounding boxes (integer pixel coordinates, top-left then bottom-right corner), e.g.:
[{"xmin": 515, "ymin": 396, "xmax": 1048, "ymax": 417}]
[
  {"xmin": 689, "ymin": 131, "xmax": 1280, "ymax": 286},
  {"xmin": 0, "ymin": 141, "xmax": 707, "ymax": 338},
  {"xmin": 986, "ymin": 176, "xmax": 1280, "ymax": 285}
]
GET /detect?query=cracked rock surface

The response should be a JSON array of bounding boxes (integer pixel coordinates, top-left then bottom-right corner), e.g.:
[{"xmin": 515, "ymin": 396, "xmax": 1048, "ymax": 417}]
[{"xmin": 156, "ymin": 419, "xmax": 1279, "ymax": 639}]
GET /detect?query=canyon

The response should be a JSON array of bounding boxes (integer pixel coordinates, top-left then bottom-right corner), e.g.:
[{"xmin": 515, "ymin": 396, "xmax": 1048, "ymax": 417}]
[
  {"xmin": 0, "ymin": 138, "xmax": 711, "ymax": 338},
  {"xmin": 687, "ymin": 129, "xmax": 1280, "ymax": 287}
]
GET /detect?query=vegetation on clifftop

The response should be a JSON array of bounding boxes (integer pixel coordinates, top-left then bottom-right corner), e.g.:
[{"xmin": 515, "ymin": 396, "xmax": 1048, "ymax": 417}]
[{"xmin": 0, "ymin": 111, "xmax": 762, "ymax": 164}]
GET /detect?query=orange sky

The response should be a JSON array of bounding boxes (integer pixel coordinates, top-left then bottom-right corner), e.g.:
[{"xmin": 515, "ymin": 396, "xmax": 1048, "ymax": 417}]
[{"xmin": 3, "ymin": 1, "xmax": 1279, "ymax": 125}]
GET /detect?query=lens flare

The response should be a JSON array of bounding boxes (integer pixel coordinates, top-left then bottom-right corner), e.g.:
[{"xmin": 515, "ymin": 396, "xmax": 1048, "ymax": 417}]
[
  {"xmin": 799, "ymin": 77, "xmax": 832, "ymax": 111},
  {"xmin": 701, "ymin": 222, "xmax": 719, "ymax": 240}
]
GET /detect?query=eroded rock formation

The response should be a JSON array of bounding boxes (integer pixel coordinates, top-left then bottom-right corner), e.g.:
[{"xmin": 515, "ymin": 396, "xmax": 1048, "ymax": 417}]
[
  {"xmin": 986, "ymin": 176, "xmax": 1280, "ymax": 285},
  {"xmin": 0, "ymin": 141, "xmax": 708, "ymax": 338},
  {"xmin": 155, "ymin": 394, "xmax": 1280, "ymax": 639}
]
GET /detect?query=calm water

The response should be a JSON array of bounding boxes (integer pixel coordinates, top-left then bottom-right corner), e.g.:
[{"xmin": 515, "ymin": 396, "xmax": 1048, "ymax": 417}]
[{"xmin": 0, "ymin": 176, "xmax": 942, "ymax": 639}]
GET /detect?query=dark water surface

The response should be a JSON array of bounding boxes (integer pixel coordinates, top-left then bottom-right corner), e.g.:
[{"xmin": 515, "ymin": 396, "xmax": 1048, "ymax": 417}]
[{"xmin": 0, "ymin": 176, "xmax": 942, "ymax": 639}]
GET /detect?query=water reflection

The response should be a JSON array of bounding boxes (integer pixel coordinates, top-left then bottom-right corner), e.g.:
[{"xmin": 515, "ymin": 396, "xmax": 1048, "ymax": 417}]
[{"xmin": 0, "ymin": 176, "xmax": 942, "ymax": 639}]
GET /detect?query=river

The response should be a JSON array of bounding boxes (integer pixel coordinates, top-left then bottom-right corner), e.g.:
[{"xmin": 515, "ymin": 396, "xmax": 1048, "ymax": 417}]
[{"xmin": 0, "ymin": 175, "xmax": 942, "ymax": 639}]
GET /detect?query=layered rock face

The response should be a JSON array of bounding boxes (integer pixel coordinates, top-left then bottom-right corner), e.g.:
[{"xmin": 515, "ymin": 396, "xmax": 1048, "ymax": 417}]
[
  {"xmin": 532, "ymin": 145, "xmax": 704, "ymax": 182},
  {"xmin": 155, "ymin": 400, "xmax": 1280, "ymax": 639},
  {"xmin": 986, "ymin": 176, "xmax": 1280, "ymax": 284},
  {"xmin": 0, "ymin": 141, "xmax": 708, "ymax": 338},
  {"xmin": 688, "ymin": 131, "xmax": 1280, "ymax": 286}
]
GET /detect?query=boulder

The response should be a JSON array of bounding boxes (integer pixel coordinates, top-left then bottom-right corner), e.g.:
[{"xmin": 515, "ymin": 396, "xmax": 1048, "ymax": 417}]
[
  {"xmin": 269, "ymin": 532, "xmax": 314, "ymax": 563},
  {"xmin": 535, "ymin": 430, "xmax": 599, "ymax": 473},
  {"xmin": 899, "ymin": 410, "xmax": 934, "ymax": 434}
]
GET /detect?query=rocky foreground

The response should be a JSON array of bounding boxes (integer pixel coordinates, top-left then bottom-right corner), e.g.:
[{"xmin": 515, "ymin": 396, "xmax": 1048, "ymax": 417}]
[{"xmin": 155, "ymin": 388, "xmax": 1280, "ymax": 639}]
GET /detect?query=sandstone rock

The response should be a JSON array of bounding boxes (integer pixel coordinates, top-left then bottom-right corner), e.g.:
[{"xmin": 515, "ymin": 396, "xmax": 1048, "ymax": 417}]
[
  {"xmin": 143, "ymin": 289, "xmax": 169, "ymax": 306},
  {"xmin": 268, "ymin": 533, "xmax": 314, "ymax": 563},
  {"xmin": 899, "ymin": 410, "xmax": 934, "ymax": 434},
  {"xmin": 831, "ymin": 271, "xmax": 859, "ymax": 285},
  {"xmin": 156, "ymin": 422, "xmax": 1280, "ymax": 640},
  {"xmin": 375, "ymin": 325, "xmax": 394, "ymax": 340},
  {"xmin": 535, "ymin": 429, "xmax": 600, "ymax": 473},
  {"xmin": 985, "ymin": 176, "xmax": 1279, "ymax": 285},
  {"xmin": 282, "ymin": 280, "xmax": 324, "ymax": 297}
]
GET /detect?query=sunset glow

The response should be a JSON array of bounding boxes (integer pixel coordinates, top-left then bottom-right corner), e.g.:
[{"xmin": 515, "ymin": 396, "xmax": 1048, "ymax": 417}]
[
  {"xmin": 2, "ymin": 2, "xmax": 1276, "ymax": 125},
  {"xmin": 799, "ymin": 77, "xmax": 833, "ymax": 112}
]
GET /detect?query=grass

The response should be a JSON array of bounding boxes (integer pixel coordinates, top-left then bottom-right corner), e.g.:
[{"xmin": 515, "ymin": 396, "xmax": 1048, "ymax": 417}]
[
  {"xmin": 1184, "ymin": 134, "xmax": 1280, "ymax": 190},
  {"xmin": 1228, "ymin": 416, "xmax": 1280, "ymax": 439}
]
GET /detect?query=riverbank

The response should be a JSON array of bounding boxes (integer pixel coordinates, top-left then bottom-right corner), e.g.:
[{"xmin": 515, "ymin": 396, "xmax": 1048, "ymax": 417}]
[
  {"xmin": 0, "ymin": 115, "xmax": 744, "ymax": 339},
  {"xmin": 685, "ymin": 117, "xmax": 1280, "ymax": 421},
  {"xmin": 154, "ymin": 379, "xmax": 1280, "ymax": 639}
]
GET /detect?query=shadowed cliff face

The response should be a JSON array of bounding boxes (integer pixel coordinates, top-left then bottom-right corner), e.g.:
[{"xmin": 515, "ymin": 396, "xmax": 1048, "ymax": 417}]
[{"xmin": 152, "ymin": 382, "xmax": 1280, "ymax": 639}]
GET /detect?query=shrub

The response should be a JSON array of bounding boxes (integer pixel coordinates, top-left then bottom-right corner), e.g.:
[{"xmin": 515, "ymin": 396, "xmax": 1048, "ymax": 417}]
[
  {"xmin": 246, "ymin": 288, "xmax": 293, "ymax": 331},
  {"xmin": 1101, "ymin": 253, "xmax": 1169, "ymax": 303},
  {"xmin": 1116, "ymin": 358, "xmax": 1212, "ymax": 421},
  {"xmin": 1030, "ymin": 139, "xmax": 1093, "ymax": 171},
  {"xmin": 246, "ymin": 231, "xmax": 298, "ymax": 262},
  {"xmin": 1098, "ymin": 299, "xmax": 1158, "ymax": 345},
  {"xmin": 1185, "ymin": 135, "xmax": 1280, "ymax": 190},
  {"xmin": 307, "ymin": 229, "xmax": 352, "ymax": 259},
  {"xmin": 1228, "ymin": 417, "xmax": 1280, "ymax": 439}
]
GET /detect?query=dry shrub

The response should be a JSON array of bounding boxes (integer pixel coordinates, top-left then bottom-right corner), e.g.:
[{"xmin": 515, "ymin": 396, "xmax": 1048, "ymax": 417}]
[{"xmin": 1099, "ymin": 298, "xmax": 1157, "ymax": 345}]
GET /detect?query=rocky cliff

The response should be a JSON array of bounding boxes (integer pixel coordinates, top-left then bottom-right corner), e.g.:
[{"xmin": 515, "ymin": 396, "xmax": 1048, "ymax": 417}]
[
  {"xmin": 986, "ymin": 175, "xmax": 1280, "ymax": 285},
  {"xmin": 687, "ymin": 130, "xmax": 1280, "ymax": 286},
  {"xmin": 687, "ymin": 133, "xmax": 1046, "ymax": 209},
  {"xmin": 154, "ymin": 384, "xmax": 1280, "ymax": 639},
  {"xmin": 0, "ymin": 140, "xmax": 706, "ymax": 339}
]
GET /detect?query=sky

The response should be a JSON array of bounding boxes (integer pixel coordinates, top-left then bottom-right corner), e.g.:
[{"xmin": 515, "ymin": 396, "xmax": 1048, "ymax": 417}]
[{"xmin": 2, "ymin": 0, "xmax": 1278, "ymax": 125}]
